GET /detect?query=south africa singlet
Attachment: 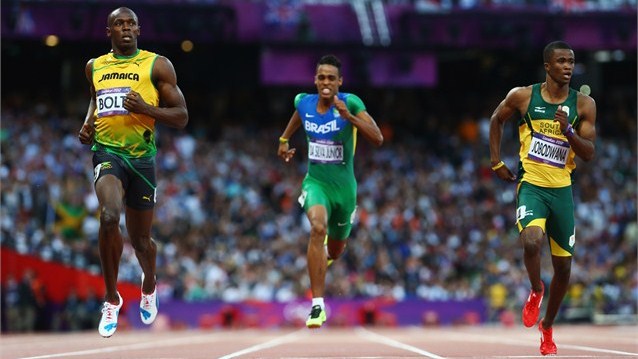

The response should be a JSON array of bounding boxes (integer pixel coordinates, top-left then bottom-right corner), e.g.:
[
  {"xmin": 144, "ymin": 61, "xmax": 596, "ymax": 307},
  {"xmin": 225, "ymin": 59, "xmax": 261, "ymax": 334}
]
[
  {"xmin": 91, "ymin": 49, "xmax": 159, "ymax": 158},
  {"xmin": 295, "ymin": 92, "xmax": 365, "ymax": 187},
  {"xmin": 518, "ymin": 83, "xmax": 580, "ymax": 188}
]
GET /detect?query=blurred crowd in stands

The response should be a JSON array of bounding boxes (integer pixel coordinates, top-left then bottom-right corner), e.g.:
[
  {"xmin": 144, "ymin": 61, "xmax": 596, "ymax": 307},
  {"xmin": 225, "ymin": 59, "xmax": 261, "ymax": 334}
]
[{"xmin": 1, "ymin": 85, "xmax": 636, "ymax": 332}]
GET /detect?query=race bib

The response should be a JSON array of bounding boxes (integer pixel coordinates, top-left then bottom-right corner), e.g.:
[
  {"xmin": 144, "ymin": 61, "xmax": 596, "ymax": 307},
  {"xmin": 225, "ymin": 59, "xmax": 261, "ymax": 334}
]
[
  {"xmin": 308, "ymin": 139, "xmax": 344, "ymax": 164},
  {"xmin": 96, "ymin": 87, "xmax": 130, "ymax": 117},
  {"xmin": 527, "ymin": 132, "xmax": 570, "ymax": 168}
]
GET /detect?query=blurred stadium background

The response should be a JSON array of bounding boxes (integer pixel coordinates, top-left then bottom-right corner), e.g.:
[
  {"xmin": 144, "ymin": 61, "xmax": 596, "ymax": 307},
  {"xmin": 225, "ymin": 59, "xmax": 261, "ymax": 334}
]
[{"xmin": 1, "ymin": 0, "xmax": 636, "ymax": 333}]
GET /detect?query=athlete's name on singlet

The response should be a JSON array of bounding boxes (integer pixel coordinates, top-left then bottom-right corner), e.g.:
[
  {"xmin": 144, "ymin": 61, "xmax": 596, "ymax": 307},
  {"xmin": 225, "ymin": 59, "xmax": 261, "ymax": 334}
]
[
  {"xmin": 528, "ymin": 133, "xmax": 569, "ymax": 168},
  {"xmin": 98, "ymin": 72, "xmax": 140, "ymax": 83},
  {"xmin": 308, "ymin": 138, "xmax": 344, "ymax": 164},
  {"xmin": 96, "ymin": 87, "xmax": 130, "ymax": 118}
]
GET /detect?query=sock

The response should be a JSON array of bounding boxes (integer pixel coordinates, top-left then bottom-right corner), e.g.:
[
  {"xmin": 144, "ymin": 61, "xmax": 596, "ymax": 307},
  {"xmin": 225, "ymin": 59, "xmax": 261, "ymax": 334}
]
[{"xmin": 312, "ymin": 297, "xmax": 325, "ymax": 310}]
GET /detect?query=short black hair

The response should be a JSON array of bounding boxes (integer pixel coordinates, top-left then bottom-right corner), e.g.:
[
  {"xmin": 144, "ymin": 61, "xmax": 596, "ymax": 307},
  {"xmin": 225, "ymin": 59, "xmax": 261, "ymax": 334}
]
[
  {"xmin": 543, "ymin": 41, "xmax": 572, "ymax": 63},
  {"xmin": 108, "ymin": 7, "xmax": 138, "ymax": 27},
  {"xmin": 317, "ymin": 54, "xmax": 341, "ymax": 76}
]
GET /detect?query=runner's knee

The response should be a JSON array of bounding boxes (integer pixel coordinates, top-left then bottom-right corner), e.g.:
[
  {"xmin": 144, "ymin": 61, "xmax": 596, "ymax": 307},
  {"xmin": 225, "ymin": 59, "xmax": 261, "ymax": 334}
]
[
  {"xmin": 520, "ymin": 226, "xmax": 544, "ymax": 252},
  {"xmin": 99, "ymin": 207, "xmax": 120, "ymax": 228},
  {"xmin": 309, "ymin": 221, "xmax": 327, "ymax": 239},
  {"xmin": 552, "ymin": 257, "xmax": 571, "ymax": 279}
]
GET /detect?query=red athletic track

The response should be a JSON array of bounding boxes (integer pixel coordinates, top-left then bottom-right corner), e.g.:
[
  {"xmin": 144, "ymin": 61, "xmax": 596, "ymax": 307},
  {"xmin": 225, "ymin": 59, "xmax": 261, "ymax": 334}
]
[{"xmin": 1, "ymin": 325, "xmax": 636, "ymax": 359}]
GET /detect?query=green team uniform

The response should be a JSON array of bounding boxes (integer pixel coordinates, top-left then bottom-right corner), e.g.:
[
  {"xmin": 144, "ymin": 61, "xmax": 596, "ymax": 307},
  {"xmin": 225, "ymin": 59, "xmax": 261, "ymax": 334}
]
[
  {"xmin": 516, "ymin": 83, "xmax": 581, "ymax": 256},
  {"xmin": 295, "ymin": 92, "xmax": 365, "ymax": 240}
]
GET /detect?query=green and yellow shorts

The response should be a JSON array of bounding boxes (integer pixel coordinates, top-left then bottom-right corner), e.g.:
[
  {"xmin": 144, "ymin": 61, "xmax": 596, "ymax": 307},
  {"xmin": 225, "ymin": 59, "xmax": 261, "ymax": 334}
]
[{"xmin": 516, "ymin": 181, "xmax": 575, "ymax": 256}]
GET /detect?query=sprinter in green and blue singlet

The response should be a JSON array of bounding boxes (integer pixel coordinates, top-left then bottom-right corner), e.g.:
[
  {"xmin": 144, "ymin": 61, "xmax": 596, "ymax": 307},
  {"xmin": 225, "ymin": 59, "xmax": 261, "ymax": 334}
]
[
  {"xmin": 489, "ymin": 41, "xmax": 596, "ymax": 355},
  {"xmin": 278, "ymin": 55, "xmax": 384, "ymax": 329}
]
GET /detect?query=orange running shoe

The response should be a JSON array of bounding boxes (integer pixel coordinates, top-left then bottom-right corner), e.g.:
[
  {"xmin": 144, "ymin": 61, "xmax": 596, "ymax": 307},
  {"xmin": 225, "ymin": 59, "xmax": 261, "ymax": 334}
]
[
  {"xmin": 539, "ymin": 320, "xmax": 557, "ymax": 356},
  {"xmin": 522, "ymin": 282, "xmax": 544, "ymax": 327}
]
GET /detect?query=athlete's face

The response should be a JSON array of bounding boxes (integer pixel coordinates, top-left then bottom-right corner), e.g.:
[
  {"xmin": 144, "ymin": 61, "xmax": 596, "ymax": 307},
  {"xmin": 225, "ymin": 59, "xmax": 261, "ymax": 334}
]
[
  {"xmin": 544, "ymin": 49, "xmax": 574, "ymax": 86},
  {"xmin": 107, "ymin": 9, "xmax": 140, "ymax": 55},
  {"xmin": 315, "ymin": 65, "xmax": 342, "ymax": 100}
]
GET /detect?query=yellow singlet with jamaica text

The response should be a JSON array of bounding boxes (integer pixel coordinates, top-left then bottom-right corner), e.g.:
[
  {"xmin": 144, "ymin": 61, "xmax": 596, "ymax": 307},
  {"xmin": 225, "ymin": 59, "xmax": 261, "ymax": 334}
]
[{"xmin": 91, "ymin": 49, "xmax": 159, "ymax": 158}]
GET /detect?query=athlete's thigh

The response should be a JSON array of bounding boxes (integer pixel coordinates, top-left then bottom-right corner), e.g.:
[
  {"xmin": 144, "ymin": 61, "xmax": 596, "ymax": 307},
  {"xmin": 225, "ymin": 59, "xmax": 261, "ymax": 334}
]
[
  {"xmin": 326, "ymin": 186, "xmax": 357, "ymax": 241},
  {"xmin": 546, "ymin": 186, "xmax": 575, "ymax": 255},
  {"xmin": 92, "ymin": 150, "xmax": 127, "ymax": 206},
  {"xmin": 124, "ymin": 157, "xmax": 157, "ymax": 211},
  {"xmin": 299, "ymin": 177, "xmax": 330, "ymax": 216},
  {"xmin": 516, "ymin": 182, "xmax": 551, "ymax": 233}
]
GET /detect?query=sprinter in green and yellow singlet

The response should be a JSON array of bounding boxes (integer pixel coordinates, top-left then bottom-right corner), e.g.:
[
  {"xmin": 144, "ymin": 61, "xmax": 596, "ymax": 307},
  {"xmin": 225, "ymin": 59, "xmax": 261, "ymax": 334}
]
[
  {"xmin": 278, "ymin": 55, "xmax": 384, "ymax": 329},
  {"xmin": 489, "ymin": 41, "xmax": 596, "ymax": 356},
  {"xmin": 77, "ymin": 7, "xmax": 188, "ymax": 338}
]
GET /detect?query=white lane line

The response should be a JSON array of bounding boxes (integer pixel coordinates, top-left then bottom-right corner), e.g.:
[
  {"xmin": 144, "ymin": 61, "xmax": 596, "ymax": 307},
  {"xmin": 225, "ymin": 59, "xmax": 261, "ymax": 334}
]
[
  {"xmin": 425, "ymin": 329, "xmax": 638, "ymax": 356},
  {"xmin": 17, "ymin": 333, "xmax": 220, "ymax": 359},
  {"xmin": 557, "ymin": 343, "xmax": 638, "ymax": 356},
  {"xmin": 356, "ymin": 327, "xmax": 446, "ymax": 359},
  {"xmin": 217, "ymin": 329, "xmax": 305, "ymax": 359},
  {"xmin": 489, "ymin": 356, "xmax": 625, "ymax": 358}
]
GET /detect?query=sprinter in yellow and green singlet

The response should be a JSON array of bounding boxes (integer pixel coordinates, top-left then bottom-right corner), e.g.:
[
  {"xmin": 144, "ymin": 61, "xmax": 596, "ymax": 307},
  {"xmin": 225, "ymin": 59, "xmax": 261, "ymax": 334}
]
[
  {"xmin": 278, "ymin": 55, "xmax": 384, "ymax": 329},
  {"xmin": 489, "ymin": 41, "xmax": 596, "ymax": 356},
  {"xmin": 77, "ymin": 7, "xmax": 188, "ymax": 338}
]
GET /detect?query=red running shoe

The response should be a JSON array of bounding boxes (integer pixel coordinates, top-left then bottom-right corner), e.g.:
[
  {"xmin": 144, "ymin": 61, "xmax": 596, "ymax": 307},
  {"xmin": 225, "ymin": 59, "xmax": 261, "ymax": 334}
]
[
  {"xmin": 522, "ymin": 282, "xmax": 544, "ymax": 327},
  {"xmin": 539, "ymin": 320, "xmax": 557, "ymax": 356}
]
